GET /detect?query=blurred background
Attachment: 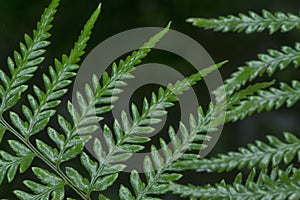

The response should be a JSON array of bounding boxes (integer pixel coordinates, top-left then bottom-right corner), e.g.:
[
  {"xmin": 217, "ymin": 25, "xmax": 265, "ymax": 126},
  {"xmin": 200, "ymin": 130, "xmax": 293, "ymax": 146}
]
[{"xmin": 0, "ymin": 0, "xmax": 299, "ymax": 199}]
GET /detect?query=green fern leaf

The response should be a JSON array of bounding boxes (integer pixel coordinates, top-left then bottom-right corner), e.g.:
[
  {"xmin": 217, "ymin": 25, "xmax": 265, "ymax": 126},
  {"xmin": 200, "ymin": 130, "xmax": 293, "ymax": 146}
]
[
  {"xmin": 170, "ymin": 167, "xmax": 300, "ymax": 199},
  {"xmin": 215, "ymin": 43, "xmax": 300, "ymax": 96},
  {"xmin": 47, "ymin": 23, "xmax": 171, "ymax": 165},
  {"xmin": 0, "ymin": 140, "xmax": 35, "ymax": 184},
  {"xmin": 170, "ymin": 132, "xmax": 300, "ymax": 172},
  {"xmin": 14, "ymin": 167, "xmax": 65, "ymax": 200},
  {"xmin": 78, "ymin": 62, "xmax": 224, "ymax": 198},
  {"xmin": 227, "ymin": 81, "xmax": 300, "ymax": 122},
  {"xmin": 11, "ymin": 22, "xmax": 172, "ymax": 200},
  {"xmin": 119, "ymin": 104, "xmax": 217, "ymax": 199},
  {"xmin": 5, "ymin": 3, "xmax": 101, "ymax": 140},
  {"xmin": 187, "ymin": 10, "xmax": 300, "ymax": 34},
  {"xmin": 0, "ymin": 4, "xmax": 102, "ymax": 200},
  {"xmin": 0, "ymin": 0, "xmax": 60, "ymax": 115}
]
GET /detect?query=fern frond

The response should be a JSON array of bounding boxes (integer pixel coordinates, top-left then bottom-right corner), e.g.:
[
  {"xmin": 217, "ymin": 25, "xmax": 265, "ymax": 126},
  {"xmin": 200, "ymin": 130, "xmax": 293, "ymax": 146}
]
[
  {"xmin": 14, "ymin": 167, "xmax": 65, "ymax": 200},
  {"xmin": 119, "ymin": 104, "xmax": 216, "ymax": 199},
  {"xmin": 226, "ymin": 80, "xmax": 300, "ymax": 122},
  {"xmin": 215, "ymin": 43, "xmax": 300, "ymax": 97},
  {"xmin": 170, "ymin": 132, "xmax": 300, "ymax": 172},
  {"xmin": 187, "ymin": 10, "xmax": 300, "ymax": 34},
  {"xmin": 79, "ymin": 63, "xmax": 224, "ymax": 198},
  {"xmin": 0, "ymin": 5, "xmax": 101, "ymax": 200},
  {"xmin": 5, "ymin": 4, "xmax": 101, "ymax": 141},
  {"xmin": 49, "ymin": 24, "xmax": 171, "ymax": 163},
  {"xmin": 14, "ymin": 24, "xmax": 172, "ymax": 199},
  {"xmin": 0, "ymin": 140, "xmax": 35, "ymax": 184},
  {"xmin": 0, "ymin": 0, "xmax": 60, "ymax": 115},
  {"xmin": 170, "ymin": 167, "xmax": 300, "ymax": 200}
]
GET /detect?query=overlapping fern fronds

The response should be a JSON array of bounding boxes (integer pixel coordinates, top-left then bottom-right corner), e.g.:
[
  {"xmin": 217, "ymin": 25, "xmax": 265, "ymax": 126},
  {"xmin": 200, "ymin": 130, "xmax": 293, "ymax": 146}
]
[
  {"xmin": 166, "ymin": 9, "xmax": 300, "ymax": 200},
  {"xmin": 0, "ymin": 2, "xmax": 300, "ymax": 200}
]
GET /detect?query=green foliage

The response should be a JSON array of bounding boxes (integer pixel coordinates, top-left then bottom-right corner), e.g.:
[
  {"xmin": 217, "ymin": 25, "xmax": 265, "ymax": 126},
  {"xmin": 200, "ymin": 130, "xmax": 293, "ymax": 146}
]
[
  {"xmin": 0, "ymin": 3, "xmax": 299, "ymax": 200},
  {"xmin": 170, "ymin": 167, "xmax": 300, "ymax": 199},
  {"xmin": 0, "ymin": 0, "xmax": 60, "ymax": 115},
  {"xmin": 213, "ymin": 43, "xmax": 300, "ymax": 98},
  {"xmin": 226, "ymin": 81, "xmax": 300, "ymax": 122},
  {"xmin": 171, "ymin": 132, "xmax": 300, "ymax": 172},
  {"xmin": 187, "ymin": 10, "xmax": 300, "ymax": 34}
]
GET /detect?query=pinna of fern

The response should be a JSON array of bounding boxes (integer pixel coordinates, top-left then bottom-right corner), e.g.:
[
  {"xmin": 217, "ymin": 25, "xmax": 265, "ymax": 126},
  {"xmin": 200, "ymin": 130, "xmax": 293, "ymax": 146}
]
[
  {"xmin": 170, "ymin": 166, "xmax": 300, "ymax": 200},
  {"xmin": 0, "ymin": 0, "xmax": 62, "ymax": 184},
  {"xmin": 189, "ymin": 10, "xmax": 300, "ymax": 99},
  {"xmin": 187, "ymin": 9, "xmax": 300, "ymax": 34},
  {"xmin": 0, "ymin": 0, "xmax": 60, "ymax": 116},
  {"xmin": 170, "ymin": 131, "xmax": 300, "ymax": 172}
]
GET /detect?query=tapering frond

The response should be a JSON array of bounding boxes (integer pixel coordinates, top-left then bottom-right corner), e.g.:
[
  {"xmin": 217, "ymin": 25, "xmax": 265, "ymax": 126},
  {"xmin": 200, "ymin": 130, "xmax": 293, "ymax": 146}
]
[
  {"xmin": 170, "ymin": 167, "xmax": 300, "ymax": 200},
  {"xmin": 77, "ymin": 63, "xmax": 224, "ymax": 198},
  {"xmin": 17, "ymin": 24, "xmax": 172, "ymax": 199},
  {"xmin": 6, "ymin": 4, "xmax": 101, "ymax": 141},
  {"xmin": 215, "ymin": 43, "xmax": 300, "ymax": 97},
  {"xmin": 0, "ymin": 5, "xmax": 102, "ymax": 200},
  {"xmin": 226, "ymin": 81, "xmax": 300, "ymax": 122},
  {"xmin": 0, "ymin": 0, "xmax": 60, "ymax": 115},
  {"xmin": 43, "ymin": 24, "xmax": 171, "ymax": 164},
  {"xmin": 170, "ymin": 132, "xmax": 300, "ymax": 172},
  {"xmin": 187, "ymin": 10, "xmax": 300, "ymax": 34}
]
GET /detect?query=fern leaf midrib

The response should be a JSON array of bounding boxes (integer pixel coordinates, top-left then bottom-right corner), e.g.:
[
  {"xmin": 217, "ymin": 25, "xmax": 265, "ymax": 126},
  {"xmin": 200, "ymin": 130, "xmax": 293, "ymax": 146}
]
[{"xmin": 220, "ymin": 16, "xmax": 300, "ymax": 27}]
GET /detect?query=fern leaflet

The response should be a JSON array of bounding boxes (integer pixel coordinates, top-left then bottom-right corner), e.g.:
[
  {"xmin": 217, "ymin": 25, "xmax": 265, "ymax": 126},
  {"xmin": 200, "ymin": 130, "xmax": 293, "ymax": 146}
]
[
  {"xmin": 170, "ymin": 132, "xmax": 300, "ymax": 172},
  {"xmin": 0, "ymin": 0, "xmax": 60, "ymax": 115},
  {"xmin": 187, "ymin": 10, "xmax": 300, "ymax": 34},
  {"xmin": 170, "ymin": 167, "xmax": 300, "ymax": 199}
]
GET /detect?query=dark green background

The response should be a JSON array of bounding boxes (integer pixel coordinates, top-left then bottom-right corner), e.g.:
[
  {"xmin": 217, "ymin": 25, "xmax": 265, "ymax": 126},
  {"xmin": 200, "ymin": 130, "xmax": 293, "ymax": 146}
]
[{"xmin": 0, "ymin": 0, "xmax": 299, "ymax": 199}]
